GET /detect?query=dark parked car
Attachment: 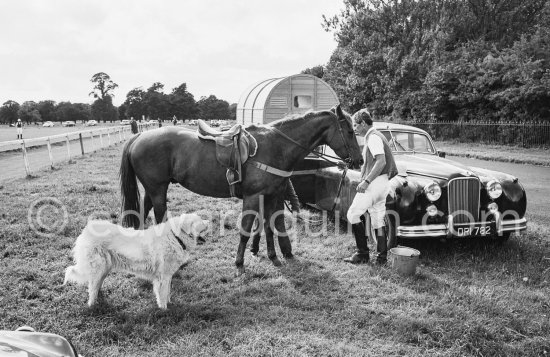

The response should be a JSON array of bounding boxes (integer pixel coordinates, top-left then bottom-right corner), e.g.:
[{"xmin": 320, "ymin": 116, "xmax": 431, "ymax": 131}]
[{"xmin": 292, "ymin": 122, "xmax": 527, "ymax": 247}]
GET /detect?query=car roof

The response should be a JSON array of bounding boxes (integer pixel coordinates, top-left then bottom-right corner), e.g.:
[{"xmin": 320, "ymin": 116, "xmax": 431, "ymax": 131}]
[{"xmin": 373, "ymin": 122, "xmax": 428, "ymax": 135}]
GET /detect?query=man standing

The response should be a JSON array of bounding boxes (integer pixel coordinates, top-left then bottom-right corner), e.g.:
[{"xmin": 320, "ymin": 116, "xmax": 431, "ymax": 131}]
[
  {"xmin": 16, "ymin": 118, "xmax": 23, "ymax": 140},
  {"xmin": 130, "ymin": 117, "xmax": 138, "ymax": 134},
  {"xmin": 344, "ymin": 109, "xmax": 397, "ymax": 264}
]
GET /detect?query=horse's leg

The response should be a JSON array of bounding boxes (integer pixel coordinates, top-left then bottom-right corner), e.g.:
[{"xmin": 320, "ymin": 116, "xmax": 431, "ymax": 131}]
[
  {"xmin": 263, "ymin": 195, "xmax": 282, "ymax": 267},
  {"xmin": 250, "ymin": 218, "xmax": 262, "ymax": 256},
  {"xmin": 275, "ymin": 197, "xmax": 294, "ymax": 259},
  {"xmin": 235, "ymin": 195, "xmax": 260, "ymax": 276},
  {"xmin": 142, "ymin": 192, "xmax": 153, "ymax": 228},
  {"xmin": 148, "ymin": 183, "xmax": 170, "ymax": 224}
]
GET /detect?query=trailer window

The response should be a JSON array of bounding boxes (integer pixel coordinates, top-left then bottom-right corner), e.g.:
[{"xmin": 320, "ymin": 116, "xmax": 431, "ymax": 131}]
[{"xmin": 293, "ymin": 95, "xmax": 312, "ymax": 108}]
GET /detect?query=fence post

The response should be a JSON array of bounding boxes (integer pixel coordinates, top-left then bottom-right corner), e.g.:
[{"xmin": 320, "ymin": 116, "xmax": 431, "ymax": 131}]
[
  {"xmin": 90, "ymin": 131, "xmax": 95, "ymax": 152},
  {"xmin": 522, "ymin": 121, "xmax": 526, "ymax": 148},
  {"xmin": 107, "ymin": 130, "xmax": 111, "ymax": 146},
  {"xmin": 21, "ymin": 140, "xmax": 31, "ymax": 177},
  {"xmin": 119, "ymin": 128, "xmax": 123, "ymax": 142},
  {"xmin": 66, "ymin": 135, "xmax": 72, "ymax": 162},
  {"xmin": 99, "ymin": 131, "xmax": 104, "ymax": 148},
  {"xmin": 79, "ymin": 133, "xmax": 85, "ymax": 155},
  {"xmin": 46, "ymin": 137, "xmax": 54, "ymax": 169}
]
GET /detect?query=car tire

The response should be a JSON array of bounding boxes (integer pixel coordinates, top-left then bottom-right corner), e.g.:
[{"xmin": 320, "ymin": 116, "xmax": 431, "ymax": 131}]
[{"xmin": 367, "ymin": 214, "xmax": 398, "ymax": 249}]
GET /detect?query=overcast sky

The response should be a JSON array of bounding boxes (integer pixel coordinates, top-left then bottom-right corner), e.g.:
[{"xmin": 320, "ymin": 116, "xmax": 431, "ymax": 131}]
[{"xmin": 0, "ymin": 0, "xmax": 343, "ymax": 107}]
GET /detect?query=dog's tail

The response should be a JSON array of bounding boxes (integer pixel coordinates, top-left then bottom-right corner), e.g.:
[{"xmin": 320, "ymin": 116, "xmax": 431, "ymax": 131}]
[
  {"xmin": 63, "ymin": 265, "xmax": 88, "ymax": 286},
  {"xmin": 120, "ymin": 134, "xmax": 142, "ymax": 229}
]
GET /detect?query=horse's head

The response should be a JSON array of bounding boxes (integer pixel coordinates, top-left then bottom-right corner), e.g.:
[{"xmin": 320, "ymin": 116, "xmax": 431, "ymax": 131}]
[{"xmin": 327, "ymin": 105, "xmax": 363, "ymax": 169}]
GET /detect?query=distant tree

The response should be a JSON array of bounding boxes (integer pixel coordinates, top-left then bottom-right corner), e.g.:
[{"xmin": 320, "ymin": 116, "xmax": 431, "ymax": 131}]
[
  {"xmin": 18, "ymin": 101, "xmax": 41, "ymax": 124},
  {"xmin": 55, "ymin": 102, "xmax": 92, "ymax": 123},
  {"xmin": 169, "ymin": 83, "xmax": 198, "ymax": 119},
  {"xmin": 0, "ymin": 100, "xmax": 20, "ymax": 124},
  {"xmin": 301, "ymin": 65, "xmax": 325, "ymax": 79},
  {"xmin": 91, "ymin": 96, "xmax": 118, "ymax": 123},
  {"xmin": 123, "ymin": 87, "xmax": 147, "ymax": 121},
  {"xmin": 144, "ymin": 82, "xmax": 170, "ymax": 119},
  {"xmin": 37, "ymin": 100, "xmax": 56, "ymax": 122},
  {"xmin": 89, "ymin": 72, "xmax": 119, "ymax": 122},
  {"xmin": 89, "ymin": 72, "xmax": 118, "ymax": 99},
  {"xmin": 197, "ymin": 95, "xmax": 230, "ymax": 119},
  {"xmin": 118, "ymin": 102, "xmax": 128, "ymax": 119},
  {"xmin": 229, "ymin": 103, "xmax": 237, "ymax": 120}
]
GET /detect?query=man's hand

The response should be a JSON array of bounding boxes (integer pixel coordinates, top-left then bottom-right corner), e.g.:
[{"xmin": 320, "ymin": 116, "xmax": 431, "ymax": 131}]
[{"xmin": 356, "ymin": 180, "xmax": 369, "ymax": 193}]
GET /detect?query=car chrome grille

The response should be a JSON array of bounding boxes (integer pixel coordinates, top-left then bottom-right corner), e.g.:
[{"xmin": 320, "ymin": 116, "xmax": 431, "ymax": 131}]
[{"xmin": 448, "ymin": 177, "xmax": 481, "ymax": 224}]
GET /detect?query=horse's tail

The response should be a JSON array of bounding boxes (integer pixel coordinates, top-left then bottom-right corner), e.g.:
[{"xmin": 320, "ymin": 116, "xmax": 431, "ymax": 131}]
[{"xmin": 120, "ymin": 134, "xmax": 141, "ymax": 229}]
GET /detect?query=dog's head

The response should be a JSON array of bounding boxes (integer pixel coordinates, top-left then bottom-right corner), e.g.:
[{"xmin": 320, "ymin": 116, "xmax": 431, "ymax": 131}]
[{"xmin": 173, "ymin": 213, "xmax": 209, "ymax": 245}]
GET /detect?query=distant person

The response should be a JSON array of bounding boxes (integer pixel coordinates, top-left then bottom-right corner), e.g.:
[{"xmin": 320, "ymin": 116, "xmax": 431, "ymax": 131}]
[
  {"xmin": 16, "ymin": 118, "xmax": 23, "ymax": 140},
  {"xmin": 157, "ymin": 118, "xmax": 162, "ymax": 128},
  {"xmin": 130, "ymin": 117, "xmax": 138, "ymax": 134},
  {"xmin": 172, "ymin": 116, "xmax": 178, "ymax": 126}
]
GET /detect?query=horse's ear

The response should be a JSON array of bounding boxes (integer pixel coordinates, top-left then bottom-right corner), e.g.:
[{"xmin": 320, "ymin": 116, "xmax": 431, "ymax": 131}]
[
  {"xmin": 330, "ymin": 104, "xmax": 342, "ymax": 116},
  {"xmin": 331, "ymin": 104, "xmax": 344, "ymax": 118}
]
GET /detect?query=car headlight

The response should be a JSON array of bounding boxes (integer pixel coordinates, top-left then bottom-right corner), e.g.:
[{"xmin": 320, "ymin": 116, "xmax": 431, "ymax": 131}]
[
  {"xmin": 486, "ymin": 180, "xmax": 503, "ymax": 199},
  {"xmin": 424, "ymin": 182, "xmax": 442, "ymax": 202}
]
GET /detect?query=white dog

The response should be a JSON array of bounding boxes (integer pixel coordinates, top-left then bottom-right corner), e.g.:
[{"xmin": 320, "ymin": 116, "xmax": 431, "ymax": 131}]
[{"xmin": 64, "ymin": 213, "xmax": 209, "ymax": 309}]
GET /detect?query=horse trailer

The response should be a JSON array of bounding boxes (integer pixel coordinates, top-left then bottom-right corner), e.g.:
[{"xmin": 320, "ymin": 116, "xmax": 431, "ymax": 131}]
[{"xmin": 236, "ymin": 74, "xmax": 339, "ymax": 125}]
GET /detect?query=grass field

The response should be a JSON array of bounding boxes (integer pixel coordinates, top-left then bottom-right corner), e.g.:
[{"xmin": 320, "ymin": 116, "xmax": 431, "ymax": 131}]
[
  {"xmin": 0, "ymin": 145, "xmax": 549, "ymax": 356},
  {"xmin": 434, "ymin": 141, "xmax": 550, "ymax": 166}
]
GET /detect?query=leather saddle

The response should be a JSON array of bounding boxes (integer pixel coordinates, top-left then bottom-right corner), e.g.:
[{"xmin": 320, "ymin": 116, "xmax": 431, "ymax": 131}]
[{"xmin": 197, "ymin": 120, "xmax": 257, "ymax": 194}]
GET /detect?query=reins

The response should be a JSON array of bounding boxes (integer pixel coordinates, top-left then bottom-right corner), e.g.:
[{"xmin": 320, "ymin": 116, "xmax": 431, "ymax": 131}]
[{"xmin": 269, "ymin": 127, "xmax": 344, "ymax": 164}]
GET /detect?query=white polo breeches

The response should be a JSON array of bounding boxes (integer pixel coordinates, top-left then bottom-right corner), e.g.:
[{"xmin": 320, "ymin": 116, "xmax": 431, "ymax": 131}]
[{"xmin": 346, "ymin": 174, "xmax": 389, "ymax": 229}]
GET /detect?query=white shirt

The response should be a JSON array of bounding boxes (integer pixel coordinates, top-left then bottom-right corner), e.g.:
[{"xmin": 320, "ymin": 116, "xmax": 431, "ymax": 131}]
[{"xmin": 363, "ymin": 128, "xmax": 384, "ymax": 158}]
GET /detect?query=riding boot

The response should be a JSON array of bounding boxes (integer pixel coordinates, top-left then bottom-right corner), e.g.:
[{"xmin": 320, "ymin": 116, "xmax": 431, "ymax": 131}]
[
  {"xmin": 344, "ymin": 221, "xmax": 370, "ymax": 264},
  {"xmin": 375, "ymin": 226, "xmax": 388, "ymax": 264}
]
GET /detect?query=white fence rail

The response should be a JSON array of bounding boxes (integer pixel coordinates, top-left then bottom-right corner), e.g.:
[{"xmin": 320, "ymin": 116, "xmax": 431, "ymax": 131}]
[{"xmin": 0, "ymin": 123, "xmax": 155, "ymax": 178}]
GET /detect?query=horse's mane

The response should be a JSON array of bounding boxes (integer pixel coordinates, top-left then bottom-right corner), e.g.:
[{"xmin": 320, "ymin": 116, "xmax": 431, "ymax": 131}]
[{"xmin": 268, "ymin": 110, "xmax": 337, "ymax": 128}]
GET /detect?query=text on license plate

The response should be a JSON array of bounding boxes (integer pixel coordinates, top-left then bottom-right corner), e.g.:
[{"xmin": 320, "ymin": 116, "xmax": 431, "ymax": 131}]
[{"xmin": 456, "ymin": 226, "xmax": 491, "ymax": 237}]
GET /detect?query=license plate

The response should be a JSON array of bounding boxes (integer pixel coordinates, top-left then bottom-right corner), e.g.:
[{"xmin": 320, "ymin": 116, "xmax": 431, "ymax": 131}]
[{"xmin": 454, "ymin": 225, "xmax": 492, "ymax": 237}]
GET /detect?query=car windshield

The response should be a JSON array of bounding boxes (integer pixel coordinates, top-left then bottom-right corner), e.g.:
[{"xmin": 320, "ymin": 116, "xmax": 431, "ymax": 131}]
[
  {"xmin": 313, "ymin": 129, "xmax": 437, "ymax": 159},
  {"xmin": 378, "ymin": 130, "xmax": 436, "ymax": 154}
]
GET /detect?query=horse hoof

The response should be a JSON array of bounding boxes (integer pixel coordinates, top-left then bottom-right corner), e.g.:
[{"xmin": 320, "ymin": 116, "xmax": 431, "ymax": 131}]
[{"xmin": 271, "ymin": 258, "xmax": 283, "ymax": 267}]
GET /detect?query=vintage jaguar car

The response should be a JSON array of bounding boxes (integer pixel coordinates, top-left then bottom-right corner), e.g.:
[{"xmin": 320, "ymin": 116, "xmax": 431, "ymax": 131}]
[{"xmin": 291, "ymin": 122, "xmax": 527, "ymax": 247}]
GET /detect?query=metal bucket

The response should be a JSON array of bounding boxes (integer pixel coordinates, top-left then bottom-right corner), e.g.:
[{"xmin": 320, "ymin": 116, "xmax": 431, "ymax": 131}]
[{"xmin": 388, "ymin": 246, "xmax": 420, "ymax": 276}]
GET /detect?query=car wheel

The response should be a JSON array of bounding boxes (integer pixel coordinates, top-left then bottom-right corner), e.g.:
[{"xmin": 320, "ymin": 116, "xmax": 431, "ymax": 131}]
[{"xmin": 368, "ymin": 214, "xmax": 398, "ymax": 249}]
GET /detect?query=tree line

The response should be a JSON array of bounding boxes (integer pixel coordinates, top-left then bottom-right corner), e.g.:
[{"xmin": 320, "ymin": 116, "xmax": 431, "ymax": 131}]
[
  {"xmin": 0, "ymin": 72, "xmax": 236, "ymax": 124},
  {"xmin": 321, "ymin": 0, "xmax": 550, "ymax": 123}
]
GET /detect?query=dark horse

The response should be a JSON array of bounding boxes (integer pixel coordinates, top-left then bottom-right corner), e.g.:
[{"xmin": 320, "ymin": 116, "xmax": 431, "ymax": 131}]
[{"xmin": 119, "ymin": 105, "xmax": 362, "ymax": 275}]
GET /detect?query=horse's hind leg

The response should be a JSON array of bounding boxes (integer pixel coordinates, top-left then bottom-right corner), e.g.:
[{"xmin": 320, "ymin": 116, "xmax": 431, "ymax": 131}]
[
  {"xmin": 274, "ymin": 197, "xmax": 293, "ymax": 259},
  {"xmin": 148, "ymin": 183, "xmax": 169, "ymax": 224},
  {"xmin": 143, "ymin": 192, "xmax": 153, "ymax": 226}
]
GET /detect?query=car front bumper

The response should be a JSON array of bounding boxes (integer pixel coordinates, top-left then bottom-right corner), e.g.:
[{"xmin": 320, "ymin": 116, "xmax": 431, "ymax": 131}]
[{"xmin": 397, "ymin": 217, "xmax": 527, "ymax": 238}]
